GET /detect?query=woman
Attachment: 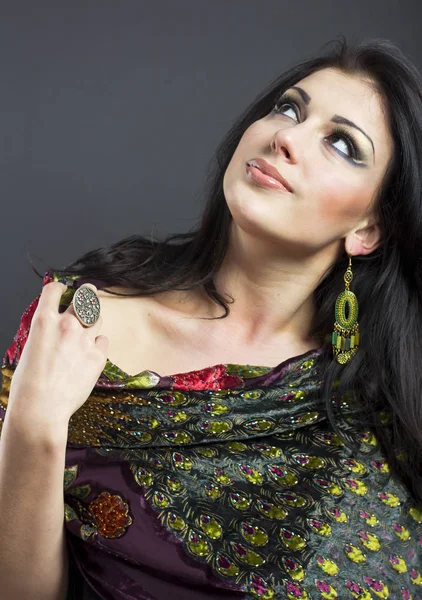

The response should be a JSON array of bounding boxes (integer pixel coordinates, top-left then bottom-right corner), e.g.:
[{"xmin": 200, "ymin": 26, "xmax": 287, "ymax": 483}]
[{"xmin": 1, "ymin": 37, "xmax": 422, "ymax": 599}]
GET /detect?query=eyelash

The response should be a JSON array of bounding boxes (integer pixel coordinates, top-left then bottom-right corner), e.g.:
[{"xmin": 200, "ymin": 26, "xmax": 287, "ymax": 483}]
[{"xmin": 272, "ymin": 93, "xmax": 363, "ymax": 162}]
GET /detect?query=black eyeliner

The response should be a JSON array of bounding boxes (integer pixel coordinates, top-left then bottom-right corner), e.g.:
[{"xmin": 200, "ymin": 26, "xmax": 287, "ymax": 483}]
[{"xmin": 272, "ymin": 92, "xmax": 368, "ymax": 166}]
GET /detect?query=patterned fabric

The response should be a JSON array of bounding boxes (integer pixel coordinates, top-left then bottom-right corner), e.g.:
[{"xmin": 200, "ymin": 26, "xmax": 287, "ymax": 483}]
[{"xmin": 1, "ymin": 269, "xmax": 421, "ymax": 600}]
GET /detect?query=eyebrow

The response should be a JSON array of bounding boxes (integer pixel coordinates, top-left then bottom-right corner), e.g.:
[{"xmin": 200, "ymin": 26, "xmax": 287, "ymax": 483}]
[{"xmin": 289, "ymin": 85, "xmax": 375, "ymax": 160}]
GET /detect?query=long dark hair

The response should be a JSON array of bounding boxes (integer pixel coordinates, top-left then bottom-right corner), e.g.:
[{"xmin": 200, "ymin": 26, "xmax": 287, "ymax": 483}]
[{"xmin": 29, "ymin": 36, "xmax": 422, "ymax": 504}]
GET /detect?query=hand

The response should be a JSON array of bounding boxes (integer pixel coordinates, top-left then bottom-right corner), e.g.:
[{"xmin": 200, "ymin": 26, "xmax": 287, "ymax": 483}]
[{"xmin": 7, "ymin": 281, "xmax": 109, "ymax": 430}]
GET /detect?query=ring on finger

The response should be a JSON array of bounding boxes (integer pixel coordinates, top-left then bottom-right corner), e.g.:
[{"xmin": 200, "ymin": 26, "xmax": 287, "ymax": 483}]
[{"xmin": 72, "ymin": 284, "xmax": 101, "ymax": 327}]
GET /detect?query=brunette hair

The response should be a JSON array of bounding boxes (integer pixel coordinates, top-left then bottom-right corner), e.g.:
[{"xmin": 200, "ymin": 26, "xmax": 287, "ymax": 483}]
[{"xmin": 29, "ymin": 36, "xmax": 422, "ymax": 503}]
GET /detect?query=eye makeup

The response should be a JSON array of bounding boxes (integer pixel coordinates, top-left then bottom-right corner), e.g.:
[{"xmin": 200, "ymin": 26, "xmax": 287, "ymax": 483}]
[{"xmin": 272, "ymin": 90, "xmax": 371, "ymax": 165}]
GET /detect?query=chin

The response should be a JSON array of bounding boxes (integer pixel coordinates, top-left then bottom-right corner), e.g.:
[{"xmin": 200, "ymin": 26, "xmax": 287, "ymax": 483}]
[{"xmin": 226, "ymin": 204, "xmax": 276, "ymax": 244}]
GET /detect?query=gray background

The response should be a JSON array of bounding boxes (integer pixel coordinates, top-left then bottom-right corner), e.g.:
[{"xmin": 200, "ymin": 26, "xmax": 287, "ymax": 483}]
[{"xmin": 1, "ymin": 0, "xmax": 420, "ymax": 355}]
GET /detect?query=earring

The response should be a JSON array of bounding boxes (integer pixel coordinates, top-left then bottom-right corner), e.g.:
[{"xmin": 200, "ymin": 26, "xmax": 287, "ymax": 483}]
[{"xmin": 332, "ymin": 255, "xmax": 359, "ymax": 364}]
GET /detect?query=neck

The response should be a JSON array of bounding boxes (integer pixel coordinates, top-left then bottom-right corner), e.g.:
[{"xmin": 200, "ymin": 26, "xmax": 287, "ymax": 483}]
[{"xmin": 205, "ymin": 224, "xmax": 341, "ymax": 348}]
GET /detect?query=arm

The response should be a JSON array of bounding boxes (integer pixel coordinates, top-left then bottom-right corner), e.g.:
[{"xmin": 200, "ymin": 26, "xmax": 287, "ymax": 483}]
[{"xmin": 0, "ymin": 406, "xmax": 69, "ymax": 600}]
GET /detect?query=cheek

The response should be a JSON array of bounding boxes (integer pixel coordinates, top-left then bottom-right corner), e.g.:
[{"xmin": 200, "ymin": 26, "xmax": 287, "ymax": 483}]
[{"xmin": 315, "ymin": 172, "xmax": 373, "ymax": 224}]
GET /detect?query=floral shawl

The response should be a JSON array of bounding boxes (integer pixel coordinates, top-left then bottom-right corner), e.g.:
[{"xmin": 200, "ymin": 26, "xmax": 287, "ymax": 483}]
[{"xmin": 1, "ymin": 269, "xmax": 421, "ymax": 600}]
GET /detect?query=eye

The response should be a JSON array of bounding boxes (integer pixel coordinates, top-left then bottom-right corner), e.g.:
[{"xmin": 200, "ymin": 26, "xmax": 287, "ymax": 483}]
[
  {"xmin": 272, "ymin": 95, "xmax": 300, "ymax": 121},
  {"xmin": 275, "ymin": 100, "xmax": 298, "ymax": 121},
  {"xmin": 272, "ymin": 95, "xmax": 362, "ymax": 162}
]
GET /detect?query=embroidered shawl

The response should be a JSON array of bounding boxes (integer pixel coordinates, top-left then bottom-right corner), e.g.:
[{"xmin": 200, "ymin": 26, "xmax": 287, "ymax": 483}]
[{"xmin": 1, "ymin": 269, "xmax": 421, "ymax": 600}]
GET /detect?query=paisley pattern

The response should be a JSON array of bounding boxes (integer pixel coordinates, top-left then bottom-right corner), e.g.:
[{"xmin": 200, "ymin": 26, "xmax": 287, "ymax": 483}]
[{"xmin": 1, "ymin": 269, "xmax": 421, "ymax": 600}]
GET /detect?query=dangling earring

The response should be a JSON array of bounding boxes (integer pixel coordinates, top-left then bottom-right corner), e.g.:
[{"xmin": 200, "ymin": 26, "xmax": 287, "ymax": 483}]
[{"xmin": 332, "ymin": 254, "xmax": 359, "ymax": 364}]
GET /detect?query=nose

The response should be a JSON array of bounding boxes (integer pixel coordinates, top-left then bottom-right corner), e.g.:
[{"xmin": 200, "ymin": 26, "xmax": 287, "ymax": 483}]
[{"xmin": 271, "ymin": 128, "xmax": 301, "ymax": 163}]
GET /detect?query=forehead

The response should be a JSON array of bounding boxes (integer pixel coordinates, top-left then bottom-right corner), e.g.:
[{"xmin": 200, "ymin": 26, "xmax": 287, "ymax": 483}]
[
  {"xmin": 296, "ymin": 68, "xmax": 378, "ymax": 102},
  {"xmin": 292, "ymin": 68, "xmax": 393, "ymax": 161}
]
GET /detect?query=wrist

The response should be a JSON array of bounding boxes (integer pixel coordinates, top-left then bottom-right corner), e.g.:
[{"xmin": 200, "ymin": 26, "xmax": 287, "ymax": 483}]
[{"xmin": 3, "ymin": 406, "xmax": 69, "ymax": 450}]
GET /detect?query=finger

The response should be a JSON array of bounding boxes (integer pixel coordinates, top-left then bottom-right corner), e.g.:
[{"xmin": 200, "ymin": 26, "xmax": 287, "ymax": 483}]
[
  {"xmin": 94, "ymin": 334, "xmax": 109, "ymax": 354},
  {"xmin": 36, "ymin": 280, "xmax": 69, "ymax": 313}
]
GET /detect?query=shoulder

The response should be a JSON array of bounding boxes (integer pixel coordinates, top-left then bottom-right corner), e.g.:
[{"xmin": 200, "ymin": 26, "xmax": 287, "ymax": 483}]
[
  {"xmin": 3, "ymin": 269, "xmax": 57, "ymax": 367},
  {"xmin": 91, "ymin": 286, "xmax": 162, "ymax": 352}
]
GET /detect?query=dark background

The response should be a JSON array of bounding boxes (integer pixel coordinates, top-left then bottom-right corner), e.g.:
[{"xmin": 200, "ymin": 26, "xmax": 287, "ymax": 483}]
[{"xmin": 1, "ymin": 0, "xmax": 420, "ymax": 356}]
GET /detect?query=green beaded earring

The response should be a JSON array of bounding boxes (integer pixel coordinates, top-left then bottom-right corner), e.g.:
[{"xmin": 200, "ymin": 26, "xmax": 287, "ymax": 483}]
[{"xmin": 332, "ymin": 255, "xmax": 359, "ymax": 364}]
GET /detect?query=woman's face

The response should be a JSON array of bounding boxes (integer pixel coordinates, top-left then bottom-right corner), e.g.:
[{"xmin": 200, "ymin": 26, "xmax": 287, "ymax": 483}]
[{"xmin": 223, "ymin": 67, "xmax": 394, "ymax": 256}]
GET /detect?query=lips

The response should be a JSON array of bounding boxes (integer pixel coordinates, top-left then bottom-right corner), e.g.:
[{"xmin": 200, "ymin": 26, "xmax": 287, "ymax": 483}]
[{"xmin": 246, "ymin": 158, "xmax": 293, "ymax": 192}]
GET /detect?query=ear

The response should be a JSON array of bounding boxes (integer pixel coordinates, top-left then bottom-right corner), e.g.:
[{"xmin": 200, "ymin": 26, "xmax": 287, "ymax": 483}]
[{"xmin": 344, "ymin": 220, "xmax": 382, "ymax": 256}]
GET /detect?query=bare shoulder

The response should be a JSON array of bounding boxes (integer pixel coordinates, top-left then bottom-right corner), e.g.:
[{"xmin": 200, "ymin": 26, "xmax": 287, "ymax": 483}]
[
  {"xmin": 95, "ymin": 285, "xmax": 142, "ymax": 300},
  {"xmin": 94, "ymin": 286, "xmax": 156, "ymax": 329},
  {"xmin": 90, "ymin": 285, "xmax": 218, "ymax": 375},
  {"xmin": 91, "ymin": 286, "xmax": 165, "ymax": 374}
]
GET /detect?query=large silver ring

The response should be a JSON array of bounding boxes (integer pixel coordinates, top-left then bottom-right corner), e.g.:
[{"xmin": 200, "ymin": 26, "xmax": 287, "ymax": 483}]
[{"xmin": 72, "ymin": 283, "xmax": 101, "ymax": 327}]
